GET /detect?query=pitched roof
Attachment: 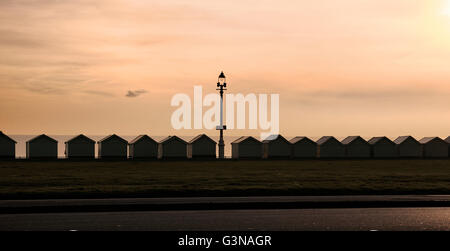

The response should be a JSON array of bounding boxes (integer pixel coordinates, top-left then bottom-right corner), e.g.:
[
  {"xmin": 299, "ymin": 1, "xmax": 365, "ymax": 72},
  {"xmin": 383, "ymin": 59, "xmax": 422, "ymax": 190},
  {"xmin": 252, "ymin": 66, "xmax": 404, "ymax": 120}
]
[
  {"xmin": 129, "ymin": 135, "xmax": 157, "ymax": 145},
  {"xmin": 419, "ymin": 137, "xmax": 445, "ymax": 144},
  {"xmin": 97, "ymin": 134, "xmax": 128, "ymax": 144},
  {"xmin": 159, "ymin": 135, "xmax": 187, "ymax": 144},
  {"xmin": 188, "ymin": 134, "xmax": 216, "ymax": 144},
  {"xmin": 341, "ymin": 136, "xmax": 368, "ymax": 145},
  {"xmin": 316, "ymin": 136, "xmax": 340, "ymax": 145},
  {"xmin": 231, "ymin": 136, "xmax": 261, "ymax": 144},
  {"xmin": 26, "ymin": 134, "xmax": 57, "ymax": 143},
  {"xmin": 231, "ymin": 136, "xmax": 244, "ymax": 143},
  {"xmin": 65, "ymin": 134, "xmax": 95, "ymax": 144},
  {"xmin": 393, "ymin": 136, "xmax": 418, "ymax": 145},
  {"xmin": 289, "ymin": 136, "xmax": 316, "ymax": 145},
  {"xmin": 368, "ymin": 136, "xmax": 393, "ymax": 145},
  {"xmin": 0, "ymin": 131, "xmax": 16, "ymax": 143},
  {"xmin": 262, "ymin": 134, "xmax": 289, "ymax": 144}
]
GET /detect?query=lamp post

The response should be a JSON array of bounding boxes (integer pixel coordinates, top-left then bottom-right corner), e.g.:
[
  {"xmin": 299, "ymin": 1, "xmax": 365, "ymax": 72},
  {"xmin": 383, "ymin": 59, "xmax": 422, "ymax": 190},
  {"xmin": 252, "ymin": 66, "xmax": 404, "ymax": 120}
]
[{"xmin": 216, "ymin": 71, "xmax": 227, "ymax": 159}]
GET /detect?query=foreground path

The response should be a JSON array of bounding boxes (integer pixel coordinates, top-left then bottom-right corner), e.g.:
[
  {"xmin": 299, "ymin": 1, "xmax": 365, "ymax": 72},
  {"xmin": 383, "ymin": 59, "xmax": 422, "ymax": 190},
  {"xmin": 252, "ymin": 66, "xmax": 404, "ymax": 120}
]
[
  {"xmin": 2, "ymin": 195, "xmax": 450, "ymax": 213},
  {"xmin": 1, "ymin": 207, "xmax": 450, "ymax": 231}
]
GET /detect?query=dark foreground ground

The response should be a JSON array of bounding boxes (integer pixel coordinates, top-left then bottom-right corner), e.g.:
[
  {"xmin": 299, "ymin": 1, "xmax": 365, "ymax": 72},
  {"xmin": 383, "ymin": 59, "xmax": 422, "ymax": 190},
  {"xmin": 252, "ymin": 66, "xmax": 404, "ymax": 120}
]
[
  {"xmin": 1, "ymin": 207, "xmax": 450, "ymax": 231},
  {"xmin": 1, "ymin": 159, "xmax": 450, "ymax": 199}
]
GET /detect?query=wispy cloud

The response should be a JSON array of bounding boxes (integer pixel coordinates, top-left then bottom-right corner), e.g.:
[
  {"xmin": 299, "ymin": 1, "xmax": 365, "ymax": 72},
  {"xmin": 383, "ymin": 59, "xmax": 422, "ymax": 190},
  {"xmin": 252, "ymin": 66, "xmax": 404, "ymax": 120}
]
[
  {"xmin": 304, "ymin": 88, "xmax": 438, "ymax": 100},
  {"xmin": 83, "ymin": 90, "xmax": 115, "ymax": 97},
  {"xmin": 24, "ymin": 85, "xmax": 67, "ymax": 95},
  {"xmin": 125, "ymin": 89, "xmax": 147, "ymax": 98}
]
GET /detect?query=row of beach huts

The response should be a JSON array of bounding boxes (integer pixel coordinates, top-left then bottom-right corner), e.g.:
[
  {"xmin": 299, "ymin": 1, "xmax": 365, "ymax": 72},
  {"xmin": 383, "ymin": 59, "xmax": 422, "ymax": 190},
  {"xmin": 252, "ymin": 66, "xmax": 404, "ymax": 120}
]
[{"xmin": 1, "ymin": 131, "xmax": 450, "ymax": 159}]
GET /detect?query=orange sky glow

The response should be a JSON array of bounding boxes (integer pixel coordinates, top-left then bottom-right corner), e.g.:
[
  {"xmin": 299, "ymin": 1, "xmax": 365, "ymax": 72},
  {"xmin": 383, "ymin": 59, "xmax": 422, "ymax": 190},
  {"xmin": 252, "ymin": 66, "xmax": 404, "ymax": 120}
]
[{"xmin": 1, "ymin": 0, "xmax": 450, "ymax": 139}]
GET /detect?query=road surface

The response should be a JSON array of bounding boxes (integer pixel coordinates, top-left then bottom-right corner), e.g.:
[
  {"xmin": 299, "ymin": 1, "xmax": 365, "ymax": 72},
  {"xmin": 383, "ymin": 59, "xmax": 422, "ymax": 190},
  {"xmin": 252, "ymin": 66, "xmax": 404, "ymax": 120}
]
[{"xmin": 1, "ymin": 207, "xmax": 450, "ymax": 231}]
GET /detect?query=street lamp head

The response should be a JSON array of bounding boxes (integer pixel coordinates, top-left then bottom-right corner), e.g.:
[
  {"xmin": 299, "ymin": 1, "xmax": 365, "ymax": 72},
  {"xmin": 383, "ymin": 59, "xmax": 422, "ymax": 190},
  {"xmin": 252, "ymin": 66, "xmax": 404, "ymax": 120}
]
[{"xmin": 218, "ymin": 71, "xmax": 226, "ymax": 85}]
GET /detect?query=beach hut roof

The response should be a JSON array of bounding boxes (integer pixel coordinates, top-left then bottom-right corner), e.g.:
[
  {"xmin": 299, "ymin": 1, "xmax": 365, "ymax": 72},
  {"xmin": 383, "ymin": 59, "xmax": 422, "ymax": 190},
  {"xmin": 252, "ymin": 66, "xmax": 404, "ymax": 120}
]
[
  {"xmin": 262, "ymin": 134, "xmax": 289, "ymax": 144},
  {"xmin": 97, "ymin": 134, "xmax": 127, "ymax": 144},
  {"xmin": 289, "ymin": 136, "xmax": 316, "ymax": 144},
  {"xmin": 0, "ymin": 131, "xmax": 16, "ymax": 143},
  {"xmin": 65, "ymin": 134, "xmax": 95, "ymax": 144},
  {"xmin": 231, "ymin": 136, "xmax": 261, "ymax": 144},
  {"xmin": 159, "ymin": 135, "xmax": 187, "ymax": 144},
  {"xmin": 368, "ymin": 136, "xmax": 393, "ymax": 145},
  {"xmin": 341, "ymin": 136, "xmax": 367, "ymax": 145},
  {"xmin": 316, "ymin": 136, "xmax": 339, "ymax": 145},
  {"xmin": 419, "ymin": 137, "xmax": 444, "ymax": 144},
  {"xmin": 393, "ymin": 136, "xmax": 417, "ymax": 144},
  {"xmin": 129, "ymin": 135, "xmax": 157, "ymax": 145},
  {"xmin": 26, "ymin": 134, "xmax": 57, "ymax": 143},
  {"xmin": 188, "ymin": 134, "xmax": 216, "ymax": 144}
]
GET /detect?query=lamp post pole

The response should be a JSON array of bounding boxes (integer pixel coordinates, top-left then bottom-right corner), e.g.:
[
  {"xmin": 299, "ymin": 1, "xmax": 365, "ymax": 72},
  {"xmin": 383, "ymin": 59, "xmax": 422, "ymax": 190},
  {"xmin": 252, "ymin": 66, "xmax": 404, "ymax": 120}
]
[{"xmin": 216, "ymin": 71, "xmax": 227, "ymax": 159}]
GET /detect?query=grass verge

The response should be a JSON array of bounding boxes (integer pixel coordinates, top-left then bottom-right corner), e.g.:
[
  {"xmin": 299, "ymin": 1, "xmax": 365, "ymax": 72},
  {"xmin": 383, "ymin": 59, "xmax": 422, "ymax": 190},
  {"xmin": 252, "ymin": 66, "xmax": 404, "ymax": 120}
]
[{"xmin": 0, "ymin": 159, "xmax": 450, "ymax": 199}]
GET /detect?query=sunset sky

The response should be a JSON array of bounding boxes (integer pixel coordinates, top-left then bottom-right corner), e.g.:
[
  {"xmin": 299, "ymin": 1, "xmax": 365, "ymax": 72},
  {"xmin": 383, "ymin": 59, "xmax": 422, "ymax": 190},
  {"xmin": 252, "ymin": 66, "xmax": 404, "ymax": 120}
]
[{"xmin": 1, "ymin": 0, "xmax": 450, "ymax": 138}]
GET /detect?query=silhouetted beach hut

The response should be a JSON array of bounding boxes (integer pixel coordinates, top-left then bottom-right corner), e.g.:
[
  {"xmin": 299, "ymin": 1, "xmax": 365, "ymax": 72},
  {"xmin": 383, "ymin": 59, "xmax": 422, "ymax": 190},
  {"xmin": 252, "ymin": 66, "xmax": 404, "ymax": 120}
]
[
  {"xmin": 26, "ymin": 134, "xmax": 57, "ymax": 159},
  {"xmin": 394, "ymin": 136, "xmax": 422, "ymax": 158},
  {"xmin": 97, "ymin": 134, "xmax": 128, "ymax": 159},
  {"xmin": 128, "ymin": 135, "xmax": 158, "ymax": 159},
  {"xmin": 187, "ymin": 134, "xmax": 216, "ymax": 159},
  {"xmin": 446, "ymin": 137, "xmax": 450, "ymax": 157},
  {"xmin": 231, "ymin": 136, "xmax": 263, "ymax": 159},
  {"xmin": 342, "ymin": 136, "xmax": 370, "ymax": 158},
  {"xmin": 368, "ymin": 137, "xmax": 397, "ymax": 158},
  {"xmin": 419, "ymin": 137, "xmax": 448, "ymax": 158},
  {"xmin": 64, "ymin": 134, "xmax": 95, "ymax": 159},
  {"xmin": 262, "ymin": 135, "xmax": 291, "ymax": 159},
  {"xmin": 289, "ymin": 136, "xmax": 317, "ymax": 158},
  {"xmin": 0, "ymin": 131, "xmax": 16, "ymax": 159},
  {"xmin": 316, "ymin": 136, "xmax": 345, "ymax": 158},
  {"xmin": 158, "ymin": 136, "xmax": 188, "ymax": 159}
]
